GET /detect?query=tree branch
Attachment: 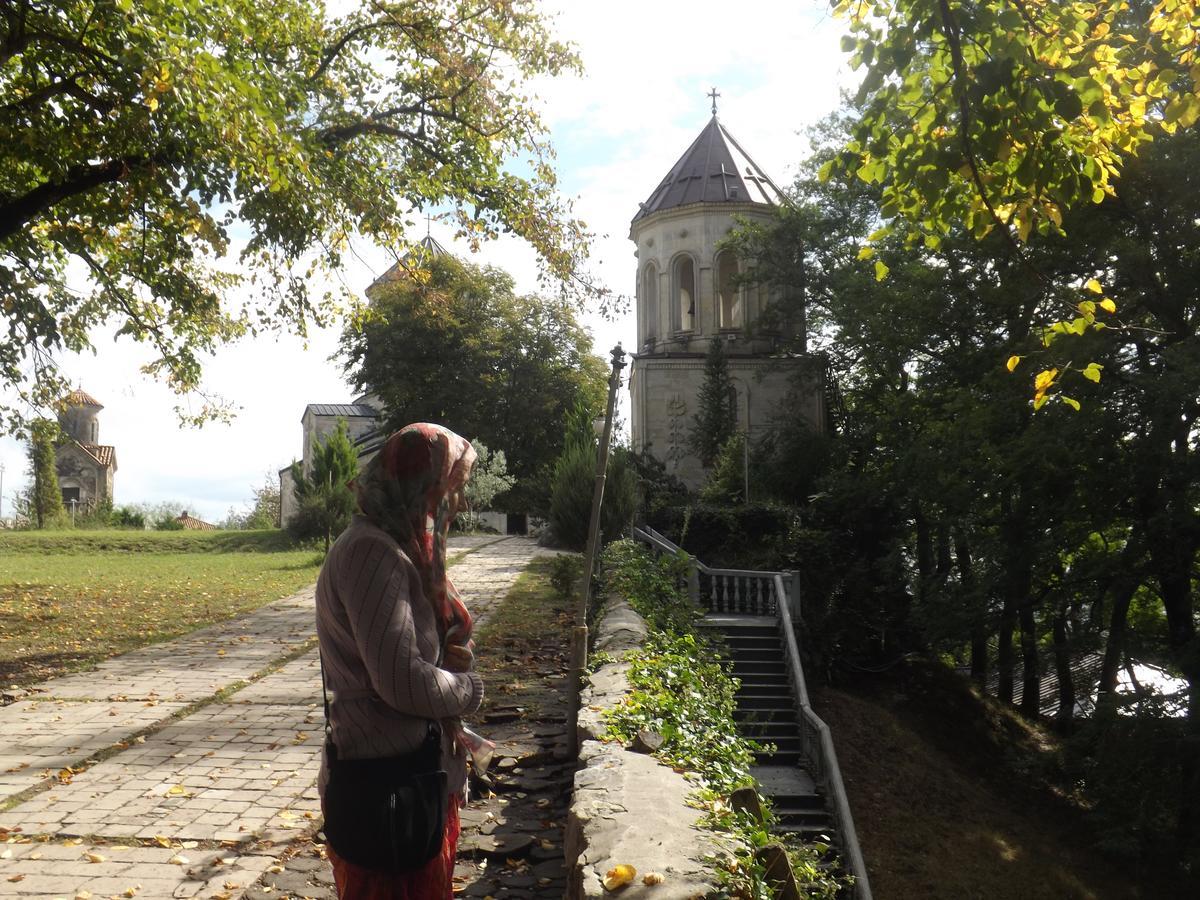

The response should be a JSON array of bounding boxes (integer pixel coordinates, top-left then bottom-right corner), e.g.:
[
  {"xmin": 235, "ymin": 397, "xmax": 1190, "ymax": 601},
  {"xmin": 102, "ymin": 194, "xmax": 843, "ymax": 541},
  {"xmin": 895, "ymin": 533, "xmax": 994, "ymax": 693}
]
[{"xmin": 0, "ymin": 154, "xmax": 165, "ymax": 241}]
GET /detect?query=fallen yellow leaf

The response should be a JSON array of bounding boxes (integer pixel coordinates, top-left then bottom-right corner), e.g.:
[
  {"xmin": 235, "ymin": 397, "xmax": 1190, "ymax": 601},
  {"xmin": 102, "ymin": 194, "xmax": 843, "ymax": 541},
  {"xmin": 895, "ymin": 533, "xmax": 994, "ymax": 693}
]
[
  {"xmin": 603, "ymin": 864, "xmax": 637, "ymax": 891},
  {"xmin": 84, "ymin": 850, "xmax": 105, "ymax": 863},
  {"xmin": 642, "ymin": 872, "xmax": 665, "ymax": 885}
]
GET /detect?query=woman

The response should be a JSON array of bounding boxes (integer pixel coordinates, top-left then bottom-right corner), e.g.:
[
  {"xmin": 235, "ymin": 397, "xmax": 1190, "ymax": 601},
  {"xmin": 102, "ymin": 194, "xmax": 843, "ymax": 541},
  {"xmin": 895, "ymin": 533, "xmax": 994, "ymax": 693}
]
[{"xmin": 315, "ymin": 423, "xmax": 482, "ymax": 899}]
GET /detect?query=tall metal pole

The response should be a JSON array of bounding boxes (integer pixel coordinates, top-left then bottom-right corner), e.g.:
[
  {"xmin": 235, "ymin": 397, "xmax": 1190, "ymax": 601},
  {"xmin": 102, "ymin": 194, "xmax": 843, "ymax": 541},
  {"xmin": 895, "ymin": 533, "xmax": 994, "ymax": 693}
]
[
  {"xmin": 578, "ymin": 344, "xmax": 627, "ymax": 627},
  {"xmin": 567, "ymin": 344, "xmax": 626, "ymax": 759}
]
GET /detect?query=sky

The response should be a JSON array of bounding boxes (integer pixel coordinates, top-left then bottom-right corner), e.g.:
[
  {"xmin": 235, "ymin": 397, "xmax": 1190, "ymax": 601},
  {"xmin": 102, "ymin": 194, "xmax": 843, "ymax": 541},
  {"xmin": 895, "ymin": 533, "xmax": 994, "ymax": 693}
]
[{"xmin": 0, "ymin": 0, "xmax": 857, "ymax": 524}]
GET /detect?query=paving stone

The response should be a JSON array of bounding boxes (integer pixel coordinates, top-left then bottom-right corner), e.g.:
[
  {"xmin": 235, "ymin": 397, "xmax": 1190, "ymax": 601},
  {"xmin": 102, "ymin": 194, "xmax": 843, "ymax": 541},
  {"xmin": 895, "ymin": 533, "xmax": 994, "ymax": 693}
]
[{"xmin": 0, "ymin": 537, "xmax": 546, "ymax": 899}]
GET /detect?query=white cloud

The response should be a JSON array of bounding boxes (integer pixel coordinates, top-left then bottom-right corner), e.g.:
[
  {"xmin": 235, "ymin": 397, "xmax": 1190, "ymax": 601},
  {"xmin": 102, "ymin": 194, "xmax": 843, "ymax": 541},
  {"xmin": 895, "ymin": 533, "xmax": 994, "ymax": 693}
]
[{"xmin": 0, "ymin": 0, "xmax": 856, "ymax": 523}]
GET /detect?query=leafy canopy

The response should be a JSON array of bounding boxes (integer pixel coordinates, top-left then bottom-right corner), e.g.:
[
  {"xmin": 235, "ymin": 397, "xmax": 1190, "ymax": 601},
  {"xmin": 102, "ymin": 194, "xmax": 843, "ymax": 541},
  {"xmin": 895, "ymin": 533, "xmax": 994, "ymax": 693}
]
[
  {"xmin": 0, "ymin": 0, "xmax": 586, "ymax": 430},
  {"xmin": 829, "ymin": 0, "xmax": 1200, "ymax": 399},
  {"xmin": 340, "ymin": 255, "xmax": 607, "ymax": 510}
]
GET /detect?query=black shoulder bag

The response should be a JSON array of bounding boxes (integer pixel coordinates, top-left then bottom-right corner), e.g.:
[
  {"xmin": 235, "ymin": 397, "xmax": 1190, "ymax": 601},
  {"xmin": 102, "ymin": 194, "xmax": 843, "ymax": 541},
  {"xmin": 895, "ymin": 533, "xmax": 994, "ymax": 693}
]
[{"xmin": 319, "ymin": 653, "xmax": 449, "ymax": 872}]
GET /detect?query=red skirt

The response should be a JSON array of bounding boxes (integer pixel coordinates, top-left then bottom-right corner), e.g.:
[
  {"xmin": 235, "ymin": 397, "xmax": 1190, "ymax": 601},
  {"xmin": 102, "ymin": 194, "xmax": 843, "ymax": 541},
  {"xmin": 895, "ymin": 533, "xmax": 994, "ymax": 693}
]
[{"xmin": 327, "ymin": 797, "xmax": 461, "ymax": 900}]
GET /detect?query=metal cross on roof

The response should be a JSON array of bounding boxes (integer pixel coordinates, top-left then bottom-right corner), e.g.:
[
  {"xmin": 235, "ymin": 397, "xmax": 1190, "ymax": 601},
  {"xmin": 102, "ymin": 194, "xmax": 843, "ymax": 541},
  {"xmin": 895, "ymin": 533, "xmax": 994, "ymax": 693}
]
[
  {"xmin": 425, "ymin": 212, "xmax": 432, "ymax": 237},
  {"xmin": 708, "ymin": 87, "xmax": 720, "ymax": 115}
]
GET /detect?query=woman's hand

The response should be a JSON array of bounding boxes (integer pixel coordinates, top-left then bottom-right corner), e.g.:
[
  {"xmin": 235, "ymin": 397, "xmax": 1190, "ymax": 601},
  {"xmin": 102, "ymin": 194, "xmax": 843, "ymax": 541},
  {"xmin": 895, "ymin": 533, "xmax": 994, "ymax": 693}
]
[{"xmin": 443, "ymin": 643, "xmax": 474, "ymax": 673}]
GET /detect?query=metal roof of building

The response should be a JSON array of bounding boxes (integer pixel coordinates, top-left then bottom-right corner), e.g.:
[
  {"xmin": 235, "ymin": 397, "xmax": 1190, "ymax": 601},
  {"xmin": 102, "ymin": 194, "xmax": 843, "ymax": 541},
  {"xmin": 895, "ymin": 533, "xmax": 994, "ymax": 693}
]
[
  {"xmin": 633, "ymin": 116, "xmax": 784, "ymax": 224},
  {"xmin": 304, "ymin": 403, "xmax": 380, "ymax": 419},
  {"xmin": 63, "ymin": 388, "xmax": 103, "ymax": 409}
]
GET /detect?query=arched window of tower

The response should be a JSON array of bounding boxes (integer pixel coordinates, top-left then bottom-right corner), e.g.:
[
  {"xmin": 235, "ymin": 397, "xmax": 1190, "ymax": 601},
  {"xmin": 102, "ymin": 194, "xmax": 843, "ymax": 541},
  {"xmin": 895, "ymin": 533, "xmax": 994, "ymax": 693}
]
[
  {"xmin": 673, "ymin": 255, "xmax": 696, "ymax": 332},
  {"xmin": 643, "ymin": 262, "xmax": 658, "ymax": 341},
  {"xmin": 716, "ymin": 251, "xmax": 742, "ymax": 330}
]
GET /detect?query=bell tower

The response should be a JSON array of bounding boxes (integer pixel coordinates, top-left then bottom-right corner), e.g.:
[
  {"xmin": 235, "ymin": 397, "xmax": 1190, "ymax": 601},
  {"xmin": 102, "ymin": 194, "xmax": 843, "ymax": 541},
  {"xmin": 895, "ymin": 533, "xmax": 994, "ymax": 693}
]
[{"xmin": 628, "ymin": 98, "xmax": 826, "ymax": 488}]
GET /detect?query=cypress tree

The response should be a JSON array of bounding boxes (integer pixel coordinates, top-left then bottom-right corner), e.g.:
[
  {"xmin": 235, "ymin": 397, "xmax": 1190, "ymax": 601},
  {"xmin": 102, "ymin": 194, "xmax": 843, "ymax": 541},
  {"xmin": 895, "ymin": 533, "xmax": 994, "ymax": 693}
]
[
  {"xmin": 689, "ymin": 338, "xmax": 737, "ymax": 468},
  {"xmin": 28, "ymin": 418, "xmax": 64, "ymax": 528},
  {"xmin": 288, "ymin": 419, "xmax": 359, "ymax": 551}
]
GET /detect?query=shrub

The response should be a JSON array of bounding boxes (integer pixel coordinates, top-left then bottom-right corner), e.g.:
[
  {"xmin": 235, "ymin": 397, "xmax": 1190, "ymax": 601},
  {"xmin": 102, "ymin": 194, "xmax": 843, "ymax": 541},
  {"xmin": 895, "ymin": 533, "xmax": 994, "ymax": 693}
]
[
  {"xmin": 700, "ymin": 431, "xmax": 747, "ymax": 505},
  {"xmin": 111, "ymin": 506, "xmax": 146, "ymax": 529},
  {"xmin": 548, "ymin": 424, "xmax": 637, "ymax": 551},
  {"xmin": 548, "ymin": 554, "xmax": 582, "ymax": 601}
]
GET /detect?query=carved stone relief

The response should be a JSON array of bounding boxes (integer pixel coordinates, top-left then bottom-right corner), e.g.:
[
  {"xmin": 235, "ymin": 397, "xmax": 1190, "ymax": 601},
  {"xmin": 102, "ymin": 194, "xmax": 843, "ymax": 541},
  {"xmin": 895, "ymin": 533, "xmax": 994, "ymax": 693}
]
[{"xmin": 665, "ymin": 393, "xmax": 688, "ymax": 470}]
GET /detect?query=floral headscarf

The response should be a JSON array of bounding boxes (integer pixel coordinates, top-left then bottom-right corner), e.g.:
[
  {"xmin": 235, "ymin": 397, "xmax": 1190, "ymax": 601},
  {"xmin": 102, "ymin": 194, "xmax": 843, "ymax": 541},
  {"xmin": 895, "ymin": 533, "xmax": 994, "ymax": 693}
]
[{"xmin": 354, "ymin": 423, "xmax": 477, "ymax": 649}]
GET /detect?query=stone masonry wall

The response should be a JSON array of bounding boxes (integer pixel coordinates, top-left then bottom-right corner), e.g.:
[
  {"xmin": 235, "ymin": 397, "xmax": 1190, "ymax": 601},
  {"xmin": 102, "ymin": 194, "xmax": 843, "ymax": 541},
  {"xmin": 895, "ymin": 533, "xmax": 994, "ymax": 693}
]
[{"xmin": 566, "ymin": 594, "xmax": 728, "ymax": 899}]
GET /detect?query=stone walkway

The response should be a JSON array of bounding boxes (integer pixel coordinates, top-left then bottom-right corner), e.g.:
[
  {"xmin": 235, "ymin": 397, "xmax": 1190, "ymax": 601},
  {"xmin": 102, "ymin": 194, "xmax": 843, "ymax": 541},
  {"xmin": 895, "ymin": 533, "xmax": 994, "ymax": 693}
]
[{"xmin": 0, "ymin": 536, "xmax": 546, "ymax": 899}]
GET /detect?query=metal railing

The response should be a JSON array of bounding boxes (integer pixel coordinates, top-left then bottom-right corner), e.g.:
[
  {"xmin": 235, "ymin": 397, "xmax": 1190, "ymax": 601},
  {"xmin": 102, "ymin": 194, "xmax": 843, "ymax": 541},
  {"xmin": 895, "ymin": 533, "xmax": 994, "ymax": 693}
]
[{"xmin": 632, "ymin": 526, "xmax": 872, "ymax": 900}]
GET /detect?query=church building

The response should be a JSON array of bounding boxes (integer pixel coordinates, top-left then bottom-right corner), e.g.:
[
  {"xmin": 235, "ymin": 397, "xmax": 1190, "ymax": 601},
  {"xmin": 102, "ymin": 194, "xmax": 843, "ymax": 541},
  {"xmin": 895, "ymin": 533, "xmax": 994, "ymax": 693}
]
[
  {"xmin": 55, "ymin": 389, "xmax": 117, "ymax": 510},
  {"xmin": 628, "ymin": 101, "xmax": 827, "ymax": 487}
]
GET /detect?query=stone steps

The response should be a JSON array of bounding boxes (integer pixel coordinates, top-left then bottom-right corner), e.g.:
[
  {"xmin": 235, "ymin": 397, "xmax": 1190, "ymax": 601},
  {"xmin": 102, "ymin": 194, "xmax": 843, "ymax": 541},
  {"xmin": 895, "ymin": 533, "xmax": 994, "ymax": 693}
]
[{"xmin": 701, "ymin": 616, "xmax": 838, "ymax": 846}]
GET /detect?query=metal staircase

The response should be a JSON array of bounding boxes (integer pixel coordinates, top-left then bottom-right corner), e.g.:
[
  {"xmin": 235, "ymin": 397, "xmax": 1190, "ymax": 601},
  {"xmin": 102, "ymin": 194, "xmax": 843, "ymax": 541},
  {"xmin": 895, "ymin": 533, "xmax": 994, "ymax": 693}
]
[{"xmin": 634, "ymin": 526, "xmax": 871, "ymax": 900}]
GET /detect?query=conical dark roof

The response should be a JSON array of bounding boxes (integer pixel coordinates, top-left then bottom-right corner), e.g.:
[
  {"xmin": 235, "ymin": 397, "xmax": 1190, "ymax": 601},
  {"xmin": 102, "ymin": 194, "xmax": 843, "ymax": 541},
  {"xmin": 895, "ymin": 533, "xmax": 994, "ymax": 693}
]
[
  {"xmin": 367, "ymin": 233, "xmax": 453, "ymax": 293},
  {"xmin": 633, "ymin": 116, "xmax": 784, "ymax": 223}
]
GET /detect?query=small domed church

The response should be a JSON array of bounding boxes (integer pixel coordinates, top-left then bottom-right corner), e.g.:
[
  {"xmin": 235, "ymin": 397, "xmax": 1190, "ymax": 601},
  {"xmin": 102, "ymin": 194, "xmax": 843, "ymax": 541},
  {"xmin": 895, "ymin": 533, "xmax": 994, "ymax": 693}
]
[
  {"xmin": 628, "ymin": 100, "xmax": 827, "ymax": 487},
  {"xmin": 54, "ymin": 389, "xmax": 117, "ymax": 509}
]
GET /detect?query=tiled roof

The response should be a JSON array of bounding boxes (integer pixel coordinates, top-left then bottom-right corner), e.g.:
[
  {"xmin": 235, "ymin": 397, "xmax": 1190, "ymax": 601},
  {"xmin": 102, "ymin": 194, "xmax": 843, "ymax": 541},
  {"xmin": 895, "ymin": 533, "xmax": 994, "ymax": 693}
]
[
  {"xmin": 62, "ymin": 440, "xmax": 116, "ymax": 470},
  {"xmin": 80, "ymin": 443, "xmax": 116, "ymax": 467},
  {"xmin": 633, "ymin": 116, "xmax": 784, "ymax": 223},
  {"xmin": 63, "ymin": 388, "xmax": 103, "ymax": 409},
  {"xmin": 177, "ymin": 513, "xmax": 218, "ymax": 531},
  {"xmin": 305, "ymin": 403, "xmax": 380, "ymax": 419}
]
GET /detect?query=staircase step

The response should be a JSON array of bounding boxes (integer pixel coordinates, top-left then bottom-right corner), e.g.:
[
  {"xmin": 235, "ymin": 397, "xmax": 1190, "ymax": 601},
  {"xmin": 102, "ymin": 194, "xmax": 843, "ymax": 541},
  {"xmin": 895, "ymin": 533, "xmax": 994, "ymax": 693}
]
[
  {"xmin": 721, "ymin": 634, "xmax": 784, "ymax": 648},
  {"xmin": 754, "ymin": 750, "xmax": 804, "ymax": 766},
  {"xmin": 736, "ymin": 695, "xmax": 796, "ymax": 711},
  {"xmin": 732, "ymin": 672, "xmax": 789, "ymax": 686},
  {"xmin": 731, "ymin": 661, "xmax": 787, "ymax": 675},
  {"xmin": 745, "ymin": 734, "xmax": 802, "ymax": 751},
  {"xmin": 729, "ymin": 652, "xmax": 787, "ymax": 667},
  {"xmin": 771, "ymin": 821, "xmax": 837, "ymax": 840},
  {"xmin": 735, "ymin": 708, "xmax": 796, "ymax": 724},
  {"xmin": 737, "ymin": 683, "xmax": 792, "ymax": 697}
]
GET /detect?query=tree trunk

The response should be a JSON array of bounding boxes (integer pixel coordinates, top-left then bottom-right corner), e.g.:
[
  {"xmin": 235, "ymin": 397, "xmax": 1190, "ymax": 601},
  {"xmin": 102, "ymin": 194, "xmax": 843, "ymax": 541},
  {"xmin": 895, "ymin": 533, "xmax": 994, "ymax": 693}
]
[
  {"xmin": 913, "ymin": 500, "xmax": 933, "ymax": 606},
  {"xmin": 998, "ymin": 599, "xmax": 1015, "ymax": 705},
  {"xmin": 954, "ymin": 532, "xmax": 988, "ymax": 685},
  {"xmin": 1019, "ymin": 600, "xmax": 1041, "ymax": 718},
  {"xmin": 1052, "ymin": 609, "xmax": 1075, "ymax": 732},
  {"xmin": 1098, "ymin": 579, "xmax": 1137, "ymax": 707}
]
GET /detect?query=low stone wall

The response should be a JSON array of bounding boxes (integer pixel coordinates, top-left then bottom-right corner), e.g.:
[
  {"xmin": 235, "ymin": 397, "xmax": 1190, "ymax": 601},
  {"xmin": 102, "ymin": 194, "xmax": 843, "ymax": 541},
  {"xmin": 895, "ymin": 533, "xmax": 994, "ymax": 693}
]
[{"xmin": 566, "ymin": 594, "xmax": 726, "ymax": 899}]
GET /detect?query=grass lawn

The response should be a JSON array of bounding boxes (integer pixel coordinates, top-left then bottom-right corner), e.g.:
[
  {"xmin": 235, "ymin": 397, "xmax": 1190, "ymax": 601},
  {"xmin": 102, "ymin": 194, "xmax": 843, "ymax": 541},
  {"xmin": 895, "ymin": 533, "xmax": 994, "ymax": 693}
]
[{"xmin": 0, "ymin": 529, "xmax": 322, "ymax": 686}]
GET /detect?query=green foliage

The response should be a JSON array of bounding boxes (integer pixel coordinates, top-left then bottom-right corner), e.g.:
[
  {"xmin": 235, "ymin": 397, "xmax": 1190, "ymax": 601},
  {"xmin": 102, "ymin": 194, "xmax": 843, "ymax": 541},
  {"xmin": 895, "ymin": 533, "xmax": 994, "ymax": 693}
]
[
  {"xmin": 830, "ymin": 0, "xmax": 1197, "ymax": 247},
  {"xmin": 110, "ymin": 506, "xmax": 147, "ymax": 530},
  {"xmin": 548, "ymin": 554, "xmax": 582, "ymax": 602},
  {"xmin": 602, "ymin": 539, "xmax": 700, "ymax": 635},
  {"xmin": 647, "ymin": 503, "xmax": 798, "ymax": 573},
  {"xmin": 74, "ymin": 498, "xmax": 114, "ymax": 529},
  {"xmin": 287, "ymin": 419, "xmax": 359, "ymax": 551},
  {"xmin": 689, "ymin": 338, "xmax": 737, "ymax": 469},
  {"xmin": 827, "ymin": 0, "xmax": 1200, "ymax": 396},
  {"xmin": 0, "ymin": 528, "xmax": 299, "ymax": 555},
  {"xmin": 27, "ymin": 418, "xmax": 64, "ymax": 528},
  {"xmin": 154, "ymin": 517, "xmax": 185, "ymax": 531},
  {"xmin": 726, "ymin": 109, "xmax": 1200, "ymax": 866},
  {"xmin": 462, "ymin": 440, "xmax": 515, "ymax": 523},
  {"xmin": 603, "ymin": 632, "xmax": 759, "ymax": 795},
  {"xmin": 340, "ymin": 256, "xmax": 607, "ymax": 512},
  {"xmin": 0, "ymin": 0, "xmax": 591, "ymax": 430},
  {"xmin": 700, "ymin": 432, "xmax": 748, "ymax": 505},
  {"xmin": 548, "ymin": 409, "xmax": 637, "ymax": 551},
  {"xmin": 1063, "ymin": 705, "xmax": 1188, "ymax": 867}
]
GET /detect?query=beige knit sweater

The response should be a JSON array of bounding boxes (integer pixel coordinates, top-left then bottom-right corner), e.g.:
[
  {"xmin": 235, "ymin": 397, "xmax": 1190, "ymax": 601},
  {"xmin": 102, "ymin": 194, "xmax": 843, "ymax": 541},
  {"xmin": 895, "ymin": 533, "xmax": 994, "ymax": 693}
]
[{"xmin": 315, "ymin": 516, "xmax": 484, "ymax": 799}]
